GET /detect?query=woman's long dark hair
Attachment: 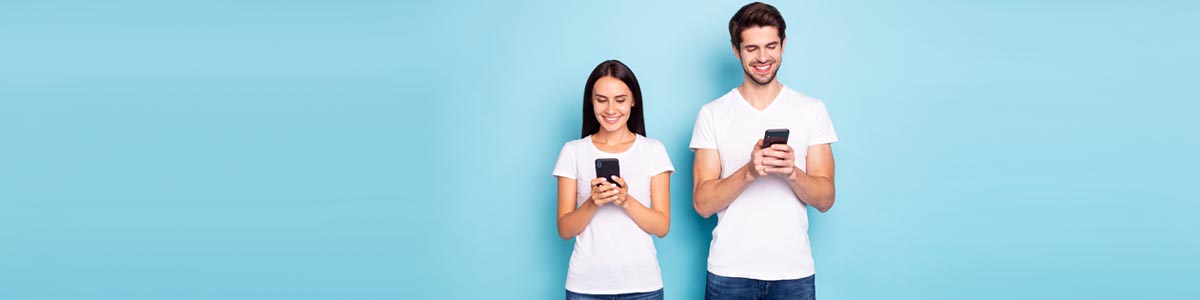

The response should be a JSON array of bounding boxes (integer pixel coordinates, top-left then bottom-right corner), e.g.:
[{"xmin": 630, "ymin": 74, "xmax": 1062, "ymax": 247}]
[{"xmin": 581, "ymin": 60, "xmax": 646, "ymax": 138}]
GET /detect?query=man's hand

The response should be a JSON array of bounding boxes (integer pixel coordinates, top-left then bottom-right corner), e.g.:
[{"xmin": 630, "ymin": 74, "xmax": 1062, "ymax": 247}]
[
  {"xmin": 747, "ymin": 139, "xmax": 771, "ymax": 178},
  {"xmin": 763, "ymin": 143, "xmax": 797, "ymax": 177}
]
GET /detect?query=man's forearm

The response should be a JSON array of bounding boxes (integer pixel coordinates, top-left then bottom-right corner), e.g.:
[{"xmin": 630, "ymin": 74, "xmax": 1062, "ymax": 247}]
[
  {"xmin": 694, "ymin": 164, "xmax": 754, "ymax": 218},
  {"xmin": 787, "ymin": 167, "xmax": 835, "ymax": 212}
]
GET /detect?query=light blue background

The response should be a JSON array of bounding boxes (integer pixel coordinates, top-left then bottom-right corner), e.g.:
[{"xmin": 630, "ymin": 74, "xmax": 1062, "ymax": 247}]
[{"xmin": 2, "ymin": 0, "xmax": 1197, "ymax": 299}]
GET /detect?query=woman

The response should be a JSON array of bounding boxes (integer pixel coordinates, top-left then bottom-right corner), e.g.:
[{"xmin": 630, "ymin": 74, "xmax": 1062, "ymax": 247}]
[{"xmin": 553, "ymin": 60, "xmax": 674, "ymax": 300}]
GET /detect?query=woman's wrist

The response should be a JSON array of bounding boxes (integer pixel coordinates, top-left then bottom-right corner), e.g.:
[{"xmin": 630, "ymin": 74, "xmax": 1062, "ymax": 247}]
[{"xmin": 619, "ymin": 195, "xmax": 638, "ymax": 210}]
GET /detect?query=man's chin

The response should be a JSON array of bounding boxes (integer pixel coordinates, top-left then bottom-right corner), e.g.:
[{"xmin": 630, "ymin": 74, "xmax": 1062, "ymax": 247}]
[
  {"xmin": 750, "ymin": 74, "xmax": 776, "ymax": 85},
  {"xmin": 743, "ymin": 69, "xmax": 777, "ymax": 86}
]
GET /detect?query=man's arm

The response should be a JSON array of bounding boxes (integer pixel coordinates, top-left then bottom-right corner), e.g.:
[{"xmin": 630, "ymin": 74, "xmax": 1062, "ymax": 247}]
[
  {"xmin": 766, "ymin": 143, "xmax": 836, "ymax": 212},
  {"xmin": 693, "ymin": 140, "xmax": 773, "ymax": 218}
]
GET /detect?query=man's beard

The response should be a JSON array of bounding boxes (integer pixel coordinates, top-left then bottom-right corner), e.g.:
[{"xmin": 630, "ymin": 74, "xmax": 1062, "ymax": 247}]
[{"xmin": 743, "ymin": 62, "xmax": 779, "ymax": 86}]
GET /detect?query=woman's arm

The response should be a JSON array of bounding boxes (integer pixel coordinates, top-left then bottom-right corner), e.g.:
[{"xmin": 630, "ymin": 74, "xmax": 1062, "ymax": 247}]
[
  {"xmin": 557, "ymin": 177, "xmax": 617, "ymax": 240},
  {"xmin": 613, "ymin": 172, "xmax": 671, "ymax": 238}
]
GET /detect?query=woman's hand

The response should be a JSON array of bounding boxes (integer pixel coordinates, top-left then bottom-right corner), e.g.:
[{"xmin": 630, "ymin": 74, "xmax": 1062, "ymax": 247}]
[
  {"xmin": 589, "ymin": 177, "xmax": 620, "ymax": 206},
  {"xmin": 610, "ymin": 176, "xmax": 632, "ymax": 208}
]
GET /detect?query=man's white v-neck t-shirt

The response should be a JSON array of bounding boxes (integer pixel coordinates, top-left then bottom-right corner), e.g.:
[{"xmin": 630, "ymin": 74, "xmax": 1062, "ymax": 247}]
[{"xmin": 689, "ymin": 86, "xmax": 838, "ymax": 280}]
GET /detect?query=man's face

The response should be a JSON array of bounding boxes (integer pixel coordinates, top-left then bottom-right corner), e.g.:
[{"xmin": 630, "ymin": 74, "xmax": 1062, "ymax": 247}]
[{"xmin": 734, "ymin": 26, "xmax": 785, "ymax": 86}]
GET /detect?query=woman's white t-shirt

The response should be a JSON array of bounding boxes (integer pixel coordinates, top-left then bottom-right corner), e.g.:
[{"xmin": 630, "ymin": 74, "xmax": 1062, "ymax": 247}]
[{"xmin": 552, "ymin": 134, "xmax": 674, "ymax": 294}]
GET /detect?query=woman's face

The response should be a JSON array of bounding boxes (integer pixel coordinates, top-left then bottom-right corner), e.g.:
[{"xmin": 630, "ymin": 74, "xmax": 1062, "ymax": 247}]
[{"xmin": 591, "ymin": 76, "xmax": 634, "ymax": 134}]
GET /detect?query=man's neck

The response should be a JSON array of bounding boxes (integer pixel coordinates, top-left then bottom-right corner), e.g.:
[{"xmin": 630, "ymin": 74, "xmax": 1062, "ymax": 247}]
[{"xmin": 737, "ymin": 80, "xmax": 783, "ymax": 110}]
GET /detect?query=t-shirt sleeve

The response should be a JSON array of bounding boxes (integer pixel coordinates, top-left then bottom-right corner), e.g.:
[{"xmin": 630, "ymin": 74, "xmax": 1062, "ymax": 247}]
[
  {"xmin": 808, "ymin": 102, "xmax": 839, "ymax": 146},
  {"xmin": 651, "ymin": 141, "xmax": 676, "ymax": 176},
  {"xmin": 552, "ymin": 142, "xmax": 577, "ymax": 179},
  {"xmin": 689, "ymin": 106, "xmax": 717, "ymax": 151}
]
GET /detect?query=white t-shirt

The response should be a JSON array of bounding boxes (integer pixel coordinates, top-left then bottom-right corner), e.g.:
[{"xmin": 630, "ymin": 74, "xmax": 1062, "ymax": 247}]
[
  {"xmin": 552, "ymin": 134, "xmax": 675, "ymax": 294},
  {"xmin": 689, "ymin": 86, "xmax": 838, "ymax": 280}
]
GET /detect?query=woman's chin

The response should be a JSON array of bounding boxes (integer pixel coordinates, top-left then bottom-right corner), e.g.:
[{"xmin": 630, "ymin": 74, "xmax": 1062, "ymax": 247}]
[{"xmin": 599, "ymin": 126, "xmax": 624, "ymax": 134}]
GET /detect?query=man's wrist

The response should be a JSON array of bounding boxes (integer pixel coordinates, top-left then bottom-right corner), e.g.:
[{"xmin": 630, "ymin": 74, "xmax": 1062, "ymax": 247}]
[
  {"xmin": 742, "ymin": 162, "xmax": 758, "ymax": 182},
  {"xmin": 787, "ymin": 166, "xmax": 803, "ymax": 182}
]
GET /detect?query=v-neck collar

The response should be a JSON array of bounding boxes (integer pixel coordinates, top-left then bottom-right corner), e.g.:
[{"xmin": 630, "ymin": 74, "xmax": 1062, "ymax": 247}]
[{"xmin": 734, "ymin": 86, "xmax": 785, "ymax": 113}]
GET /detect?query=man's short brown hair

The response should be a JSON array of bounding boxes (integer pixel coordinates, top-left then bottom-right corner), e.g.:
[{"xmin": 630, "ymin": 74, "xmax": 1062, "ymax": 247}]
[{"xmin": 729, "ymin": 2, "xmax": 787, "ymax": 49}]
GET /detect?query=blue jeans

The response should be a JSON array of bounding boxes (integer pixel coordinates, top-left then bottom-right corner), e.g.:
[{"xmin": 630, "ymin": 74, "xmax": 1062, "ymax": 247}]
[
  {"xmin": 566, "ymin": 288, "xmax": 663, "ymax": 300},
  {"xmin": 705, "ymin": 272, "xmax": 815, "ymax": 300}
]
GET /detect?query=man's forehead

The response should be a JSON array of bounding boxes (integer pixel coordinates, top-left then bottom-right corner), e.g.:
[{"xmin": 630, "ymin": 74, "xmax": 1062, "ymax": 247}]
[{"xmin": 741, "ymin": 26, "xmax": 781, "ymax": 45}]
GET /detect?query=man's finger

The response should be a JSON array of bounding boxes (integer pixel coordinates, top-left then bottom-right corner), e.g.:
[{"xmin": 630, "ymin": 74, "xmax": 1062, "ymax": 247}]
[{"xmin": 765, "ymin": 167, "xmax": 793, "ymax": 173}]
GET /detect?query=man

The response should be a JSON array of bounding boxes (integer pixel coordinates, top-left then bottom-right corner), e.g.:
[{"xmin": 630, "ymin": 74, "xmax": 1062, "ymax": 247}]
[{"xmin": 690, "ymin": 2, "xmax": 838, "ymax": 299}]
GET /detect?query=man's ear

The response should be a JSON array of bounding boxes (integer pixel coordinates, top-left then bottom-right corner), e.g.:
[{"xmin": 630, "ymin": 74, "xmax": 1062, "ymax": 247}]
[
  {"xmin": 731, "ymin": 44, "xmax": 740, "ymax": 60},
  {"xmin": 780, "ymin": 38, "xmax": 786, "ymax": 54}
]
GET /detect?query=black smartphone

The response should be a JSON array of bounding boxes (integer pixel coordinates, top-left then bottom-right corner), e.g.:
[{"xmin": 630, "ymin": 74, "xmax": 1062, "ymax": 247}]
[
  {"xmin": 594, "ymin": 158, "xmax": 622, "ymax": 188},
  {"xmin": 762, "ymin": 128, "xmax": 790, "ymax": 149}
]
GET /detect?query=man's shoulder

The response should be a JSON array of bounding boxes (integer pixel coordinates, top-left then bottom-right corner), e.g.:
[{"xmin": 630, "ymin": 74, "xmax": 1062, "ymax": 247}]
[
  {"xmin": 699, "ymin": 88, "xmax": 741, "ymax": 114},
  {"xmin": 780, "ymin": 86, "xmax": 826, "ymax": 107}
]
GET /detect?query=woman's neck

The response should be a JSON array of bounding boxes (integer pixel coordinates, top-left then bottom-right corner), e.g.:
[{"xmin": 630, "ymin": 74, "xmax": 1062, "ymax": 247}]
[{"xmin": 592, "ymin": 130, "xmax": 635, "ymax": 146}]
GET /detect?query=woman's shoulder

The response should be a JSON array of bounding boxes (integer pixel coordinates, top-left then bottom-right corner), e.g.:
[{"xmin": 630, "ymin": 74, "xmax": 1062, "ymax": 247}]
[
  {"xmin": 559, "ymin": 136, "xmax": 591, "ymax": 151},
  {"xmin": 638, "ymin": 136, "xmax": 670, "ymax": 154}
]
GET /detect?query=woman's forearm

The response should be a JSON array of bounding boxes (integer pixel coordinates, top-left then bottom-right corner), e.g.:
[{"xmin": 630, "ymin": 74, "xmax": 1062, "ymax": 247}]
[
  {"xmin": 622, "ymin": 196, "xmax": 670, "ymax": 238},
  {"xmin": 557, "ymin": 199, "xmax": 598, "ymax": 239}
]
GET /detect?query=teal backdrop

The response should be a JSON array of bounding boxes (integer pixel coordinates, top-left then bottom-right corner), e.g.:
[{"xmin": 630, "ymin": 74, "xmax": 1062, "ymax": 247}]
[{"xmin": 2, "ymin": 1, "xmax": 1198, "ymax": 299}]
